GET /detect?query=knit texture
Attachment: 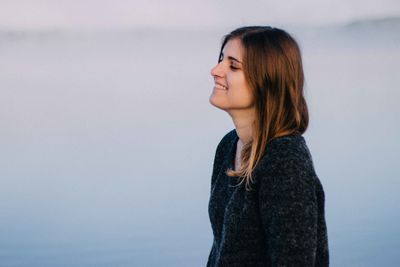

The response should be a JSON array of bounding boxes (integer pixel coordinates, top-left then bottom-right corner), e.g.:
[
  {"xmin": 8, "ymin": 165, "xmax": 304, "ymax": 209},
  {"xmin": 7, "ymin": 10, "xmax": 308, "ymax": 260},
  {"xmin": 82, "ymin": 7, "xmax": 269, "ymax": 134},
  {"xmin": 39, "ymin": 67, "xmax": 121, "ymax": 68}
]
[{"xmin": 207, "ymin": 130, "xmax": 329, "ymax": 267}]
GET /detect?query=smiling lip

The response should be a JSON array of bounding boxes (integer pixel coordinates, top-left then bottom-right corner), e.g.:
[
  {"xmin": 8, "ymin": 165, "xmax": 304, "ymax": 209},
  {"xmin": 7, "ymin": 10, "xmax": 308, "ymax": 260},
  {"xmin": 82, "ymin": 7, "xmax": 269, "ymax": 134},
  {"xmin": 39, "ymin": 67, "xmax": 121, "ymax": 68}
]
[{"xmin": 214, "ymin": 82, "xmax": 228, "ymax": 90}]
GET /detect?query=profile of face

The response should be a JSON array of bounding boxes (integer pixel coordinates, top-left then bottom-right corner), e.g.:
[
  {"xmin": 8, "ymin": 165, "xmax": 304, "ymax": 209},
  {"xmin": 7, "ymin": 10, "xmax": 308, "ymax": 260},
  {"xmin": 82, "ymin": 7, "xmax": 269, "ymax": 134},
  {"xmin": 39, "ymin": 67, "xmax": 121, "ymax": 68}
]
[{"xmin": 209, "ymin": 38, "xmax": 254, "ymax": 113}]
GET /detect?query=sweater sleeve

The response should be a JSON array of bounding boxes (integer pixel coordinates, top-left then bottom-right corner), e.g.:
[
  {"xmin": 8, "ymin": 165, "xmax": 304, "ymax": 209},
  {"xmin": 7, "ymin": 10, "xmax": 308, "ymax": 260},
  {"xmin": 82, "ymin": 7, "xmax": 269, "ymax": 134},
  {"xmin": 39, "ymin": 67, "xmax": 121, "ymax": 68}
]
[{"xmin": 258, "ymin": 155, "xmax": 318, "ymax": 266}]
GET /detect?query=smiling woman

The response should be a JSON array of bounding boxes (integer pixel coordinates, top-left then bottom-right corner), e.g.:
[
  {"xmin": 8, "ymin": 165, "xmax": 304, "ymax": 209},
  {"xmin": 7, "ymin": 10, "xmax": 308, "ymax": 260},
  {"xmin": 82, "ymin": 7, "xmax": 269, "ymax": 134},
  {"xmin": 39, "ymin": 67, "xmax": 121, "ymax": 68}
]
[
  {"xmin": 209, "ymin": 38, "xmax": 255, "ymax": 113},
  {"xmin": 206, "ymin": 26, "xmax": 329, "ymax": 266}
]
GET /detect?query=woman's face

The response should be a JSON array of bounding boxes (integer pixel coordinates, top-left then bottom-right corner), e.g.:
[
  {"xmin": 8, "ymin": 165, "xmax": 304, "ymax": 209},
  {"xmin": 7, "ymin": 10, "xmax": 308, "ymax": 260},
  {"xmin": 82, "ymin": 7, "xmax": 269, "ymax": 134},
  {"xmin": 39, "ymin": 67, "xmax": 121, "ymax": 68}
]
[{"xmin": 209, "ymin": 38, "xmax": 254, "ymax": 112}]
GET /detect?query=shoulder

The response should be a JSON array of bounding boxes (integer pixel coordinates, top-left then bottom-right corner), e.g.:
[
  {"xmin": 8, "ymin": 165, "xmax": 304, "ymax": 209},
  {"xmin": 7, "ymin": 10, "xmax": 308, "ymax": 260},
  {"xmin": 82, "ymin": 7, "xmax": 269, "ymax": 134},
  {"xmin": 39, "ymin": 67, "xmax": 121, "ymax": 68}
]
[
  {"xmin": 266, "ymin": 134, "xmax": 309, "ymax": 158},
  {"xmin": 260, "ymin": 134, "xmax": 314, "ymax": 169},
  {"xmin": 254, "ymin": 134, "xmax": 319, "ymax": 189}
]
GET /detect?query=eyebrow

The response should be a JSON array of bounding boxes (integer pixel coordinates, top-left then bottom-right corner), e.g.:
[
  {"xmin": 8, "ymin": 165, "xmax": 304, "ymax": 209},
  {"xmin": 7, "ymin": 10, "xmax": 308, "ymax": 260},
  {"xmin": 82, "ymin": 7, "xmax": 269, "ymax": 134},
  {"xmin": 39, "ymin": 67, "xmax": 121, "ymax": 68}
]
[
  {"xmin": 220, "ymin": 53, "xmax": 242, "ymax": 64},
  {"xmin": 228, "ymin": 56, "xmax": 242, "ymax": 64}
]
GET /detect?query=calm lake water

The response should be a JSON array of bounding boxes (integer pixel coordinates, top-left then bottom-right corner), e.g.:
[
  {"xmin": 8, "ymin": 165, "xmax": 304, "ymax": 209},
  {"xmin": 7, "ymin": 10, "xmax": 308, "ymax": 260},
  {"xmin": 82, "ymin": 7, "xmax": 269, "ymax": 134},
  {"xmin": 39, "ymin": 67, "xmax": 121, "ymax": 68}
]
[{"xmin": 0, "ymin": 23, "xmax": 399, "ymax": 266}]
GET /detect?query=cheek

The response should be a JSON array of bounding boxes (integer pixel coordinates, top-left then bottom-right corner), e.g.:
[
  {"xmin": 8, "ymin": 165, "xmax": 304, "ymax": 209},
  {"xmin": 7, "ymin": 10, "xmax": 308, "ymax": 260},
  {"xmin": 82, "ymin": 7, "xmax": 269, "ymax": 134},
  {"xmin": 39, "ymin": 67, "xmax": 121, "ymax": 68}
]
[
  {"xmin": 228, "ymin": 75, "xmax": 251, "ymax": 95},
  {"xmin": 237, "ymin": 81, "xmax": 254, "ymax": 105},
  {"xmin": 227, "ymin": 73, "xmax": 245, "ymax": 88}
]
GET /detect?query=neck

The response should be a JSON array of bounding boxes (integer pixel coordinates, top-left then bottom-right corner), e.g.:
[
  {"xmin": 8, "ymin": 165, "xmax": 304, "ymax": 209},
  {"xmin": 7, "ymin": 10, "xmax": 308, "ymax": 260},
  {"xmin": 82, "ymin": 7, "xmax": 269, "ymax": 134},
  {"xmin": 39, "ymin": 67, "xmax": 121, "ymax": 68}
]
[{"xmin": 227, "ymin": 108, "xmax": 256, "ymax": 145}]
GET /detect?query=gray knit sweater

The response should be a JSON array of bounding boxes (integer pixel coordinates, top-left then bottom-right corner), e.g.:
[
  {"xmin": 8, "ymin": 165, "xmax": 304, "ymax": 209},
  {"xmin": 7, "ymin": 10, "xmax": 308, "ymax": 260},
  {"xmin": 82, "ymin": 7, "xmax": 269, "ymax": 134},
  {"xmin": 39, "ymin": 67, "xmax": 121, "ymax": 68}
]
[{"xmin": 207, "ymin": 130, "xmax": 329, "ymax": 267}]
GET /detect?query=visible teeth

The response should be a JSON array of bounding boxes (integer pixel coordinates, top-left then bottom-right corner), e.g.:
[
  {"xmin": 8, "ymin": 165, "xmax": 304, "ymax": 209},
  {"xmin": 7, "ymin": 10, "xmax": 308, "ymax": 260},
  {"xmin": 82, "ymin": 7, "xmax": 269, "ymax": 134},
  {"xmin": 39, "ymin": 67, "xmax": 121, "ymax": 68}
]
[{"xmin": 215, "ymin": 84, "xmax": 228, "ymax": 90}]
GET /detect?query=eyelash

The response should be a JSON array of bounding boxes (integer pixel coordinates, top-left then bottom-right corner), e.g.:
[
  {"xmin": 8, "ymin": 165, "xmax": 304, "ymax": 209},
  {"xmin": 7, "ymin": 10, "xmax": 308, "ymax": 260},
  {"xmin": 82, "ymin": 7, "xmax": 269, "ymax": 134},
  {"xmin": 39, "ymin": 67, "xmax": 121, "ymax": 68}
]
[{"xmin": 218, "ymin": 56, "xmax": 239, "ymax": 70}]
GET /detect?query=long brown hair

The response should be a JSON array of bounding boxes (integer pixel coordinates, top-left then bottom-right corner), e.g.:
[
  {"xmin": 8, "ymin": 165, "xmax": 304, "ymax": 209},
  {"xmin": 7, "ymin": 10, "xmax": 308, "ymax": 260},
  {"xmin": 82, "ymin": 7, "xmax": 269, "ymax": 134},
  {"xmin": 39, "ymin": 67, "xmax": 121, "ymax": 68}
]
[{"xmin": 219, "ymin": 26, "xmax": 309, "ymax": 191}]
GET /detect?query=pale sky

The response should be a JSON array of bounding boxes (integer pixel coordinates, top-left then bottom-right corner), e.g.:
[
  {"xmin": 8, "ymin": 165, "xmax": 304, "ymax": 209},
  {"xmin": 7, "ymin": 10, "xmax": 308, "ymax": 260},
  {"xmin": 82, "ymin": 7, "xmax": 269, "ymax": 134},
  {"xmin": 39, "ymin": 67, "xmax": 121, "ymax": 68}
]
[{"xmin": 1, "ymin": 0, "xmax": 399, "ymax": 30}]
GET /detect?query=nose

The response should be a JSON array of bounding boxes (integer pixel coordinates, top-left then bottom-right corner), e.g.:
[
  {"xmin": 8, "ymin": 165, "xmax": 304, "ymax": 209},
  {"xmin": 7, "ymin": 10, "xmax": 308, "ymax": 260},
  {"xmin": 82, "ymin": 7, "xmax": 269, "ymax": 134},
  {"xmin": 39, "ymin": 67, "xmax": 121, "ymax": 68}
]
[{"xmin": 210, "ymin": 62, "xmax": 224, "ymax": 78}]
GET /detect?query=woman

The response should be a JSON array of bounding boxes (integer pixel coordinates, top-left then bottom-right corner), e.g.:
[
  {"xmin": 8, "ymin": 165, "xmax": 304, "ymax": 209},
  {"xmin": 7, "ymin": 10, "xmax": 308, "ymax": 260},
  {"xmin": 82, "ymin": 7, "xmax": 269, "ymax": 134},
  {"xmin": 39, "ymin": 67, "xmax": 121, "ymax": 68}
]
[{"xmin": 207, "ymin": 26, "xmax": 329, "ymax": 266}]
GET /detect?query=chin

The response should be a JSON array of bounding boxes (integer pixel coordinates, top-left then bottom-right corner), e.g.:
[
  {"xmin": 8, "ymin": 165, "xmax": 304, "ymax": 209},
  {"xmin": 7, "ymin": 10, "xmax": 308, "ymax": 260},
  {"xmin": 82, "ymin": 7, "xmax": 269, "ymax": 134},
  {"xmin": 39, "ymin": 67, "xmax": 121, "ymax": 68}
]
[
  {"xmin": 210, "ymin": 103, "xmax": 229, "ymax": 113},
  {"xmin": 209, "ymin": 95, "xmax": 224, "ymax": 109}
]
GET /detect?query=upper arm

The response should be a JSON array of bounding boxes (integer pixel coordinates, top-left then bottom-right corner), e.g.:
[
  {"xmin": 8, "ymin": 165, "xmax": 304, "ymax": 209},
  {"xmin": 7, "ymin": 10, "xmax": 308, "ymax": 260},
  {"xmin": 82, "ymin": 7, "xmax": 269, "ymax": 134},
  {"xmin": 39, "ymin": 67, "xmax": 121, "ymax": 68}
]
[{"xmin": 258, "ymin": 156, "xmax": 318, "ymax": 266}]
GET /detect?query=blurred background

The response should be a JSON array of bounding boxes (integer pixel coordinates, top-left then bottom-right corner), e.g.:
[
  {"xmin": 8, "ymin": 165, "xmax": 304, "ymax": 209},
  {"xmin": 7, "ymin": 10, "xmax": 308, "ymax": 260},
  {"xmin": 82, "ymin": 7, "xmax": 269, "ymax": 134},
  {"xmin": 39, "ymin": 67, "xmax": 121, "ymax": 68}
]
[{"xmin": 0, "ymin": 0, "xmax": 399, "ymax": 266}]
